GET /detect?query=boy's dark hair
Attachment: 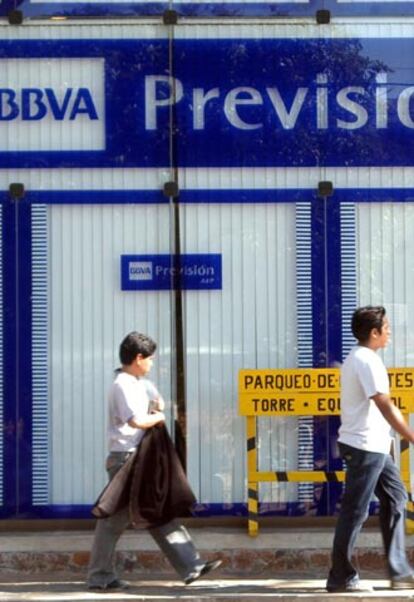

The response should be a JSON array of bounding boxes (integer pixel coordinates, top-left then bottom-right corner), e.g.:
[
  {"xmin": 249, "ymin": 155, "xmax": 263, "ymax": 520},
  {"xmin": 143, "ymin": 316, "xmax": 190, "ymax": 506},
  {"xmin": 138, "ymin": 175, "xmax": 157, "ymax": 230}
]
[
  {"xmin": 351, "ymin": 306, "xmax": 386, "ymax": 343},
  {"xmin": 119, "ymin": 332, "xmax": 157, "ymax": 365}
]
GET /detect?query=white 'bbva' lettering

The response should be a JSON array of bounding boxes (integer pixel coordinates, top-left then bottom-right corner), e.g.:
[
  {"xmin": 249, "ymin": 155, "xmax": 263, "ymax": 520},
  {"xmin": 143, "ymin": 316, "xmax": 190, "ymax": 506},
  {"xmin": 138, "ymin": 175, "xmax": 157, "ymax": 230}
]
[
  {"xmin": 130, "ymin": 267, "xmax": 151, "ymax": 274},
  {"xmin": 0, "ymin": 88, "xmax": 99, "ymax": 121}
]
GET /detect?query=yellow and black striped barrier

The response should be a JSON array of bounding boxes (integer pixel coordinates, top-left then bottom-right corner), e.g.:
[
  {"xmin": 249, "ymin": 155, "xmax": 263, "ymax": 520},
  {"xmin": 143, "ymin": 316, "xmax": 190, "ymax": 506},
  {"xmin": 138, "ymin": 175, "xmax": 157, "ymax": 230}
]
[{"xmin": 239, "ymin": 367, "xmax": 414, "ymax": 537}]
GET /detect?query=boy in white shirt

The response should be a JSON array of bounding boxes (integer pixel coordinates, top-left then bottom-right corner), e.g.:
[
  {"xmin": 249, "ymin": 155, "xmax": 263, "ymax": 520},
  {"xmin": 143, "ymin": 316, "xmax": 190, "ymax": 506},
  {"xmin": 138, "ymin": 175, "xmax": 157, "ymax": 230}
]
[
  {"xmin": 87, "ymin": 332, "xmax": 221, "ymax": 590},
  {"xmin": 327, "ymin": 306, "xmax": 414, "ymax": 592}
]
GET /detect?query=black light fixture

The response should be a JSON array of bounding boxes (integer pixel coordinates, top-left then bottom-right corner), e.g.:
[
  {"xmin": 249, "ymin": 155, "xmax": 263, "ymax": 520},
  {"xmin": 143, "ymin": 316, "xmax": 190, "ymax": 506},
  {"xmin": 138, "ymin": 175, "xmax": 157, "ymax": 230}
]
[
  {"xmin": 9, "ymin": 183, "xmax": 26, "ymax": 199},
  {"xmin": 163, "ymin": 181, "xmax": 179, "ymax": 198},
  {"xmin": 316, "ymin": 9, "xmax": 331, "ymax": 24},
  {"xmin": 163, "ymin": 9, "xmax": 178, "ymax": 25},
  {"xmin": 318, "ymin": 181, "xmax": 334, "ymax": 198},
  {"xmin": 8, "ymin": 9, "xmax": 23, "ymax": 24}
]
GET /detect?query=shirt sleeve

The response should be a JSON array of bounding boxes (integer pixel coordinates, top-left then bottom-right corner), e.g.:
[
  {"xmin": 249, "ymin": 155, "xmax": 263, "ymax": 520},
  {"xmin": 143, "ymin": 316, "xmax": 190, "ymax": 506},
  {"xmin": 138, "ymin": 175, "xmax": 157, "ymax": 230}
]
[
  {"xmin": 356, "ymin": 353, "xmax": 390, "ymax": 399},
  {"xmin": 112, "ymin": 379, "xmax": 149, "ymax": 424},
  {"xmin": 144, "ymin": 379, "xmax": 166, "ymax": 409}
]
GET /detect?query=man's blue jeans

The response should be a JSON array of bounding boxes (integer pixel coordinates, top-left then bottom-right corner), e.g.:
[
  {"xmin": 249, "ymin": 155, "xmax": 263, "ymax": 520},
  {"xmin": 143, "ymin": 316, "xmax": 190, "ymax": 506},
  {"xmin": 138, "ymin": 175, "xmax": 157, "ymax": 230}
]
[{"xmin": 327, "ymin": 442, "xmax": 412, "ymax": 588}]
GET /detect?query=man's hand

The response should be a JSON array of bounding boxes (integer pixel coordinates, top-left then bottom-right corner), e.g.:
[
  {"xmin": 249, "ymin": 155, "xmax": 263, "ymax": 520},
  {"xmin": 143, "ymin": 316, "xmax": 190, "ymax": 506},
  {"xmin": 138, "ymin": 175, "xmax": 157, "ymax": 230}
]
[
  {"xmin": 149, "ymin": 397, "xmax": 165, "ymax": 412},
  {"xmin": 373, "ymin": 392, "xmax": 414, "ymax": 444},
  {"xmin": 128, "ymin": 411, "xmax": 165, "ymax": 430}
]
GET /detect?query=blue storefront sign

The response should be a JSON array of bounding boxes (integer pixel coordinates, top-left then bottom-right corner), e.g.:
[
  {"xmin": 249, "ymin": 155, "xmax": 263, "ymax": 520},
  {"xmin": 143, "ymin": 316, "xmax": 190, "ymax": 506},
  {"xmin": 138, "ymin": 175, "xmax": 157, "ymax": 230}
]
[
  {"xmin": 121, "ymin": 254, "xmax": 222, "ymax": 290},
  {"xmin": 3, "ymin": 38, "xmax": 414, "ymax": 167}
]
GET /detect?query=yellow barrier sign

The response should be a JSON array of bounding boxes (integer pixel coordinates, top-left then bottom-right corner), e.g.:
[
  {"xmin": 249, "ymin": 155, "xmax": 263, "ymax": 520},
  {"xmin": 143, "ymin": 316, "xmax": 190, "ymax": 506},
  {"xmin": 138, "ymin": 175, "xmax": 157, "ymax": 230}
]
[{"xmin": 239, "ymin": 368, "xmax": 414, "ymax": 416}]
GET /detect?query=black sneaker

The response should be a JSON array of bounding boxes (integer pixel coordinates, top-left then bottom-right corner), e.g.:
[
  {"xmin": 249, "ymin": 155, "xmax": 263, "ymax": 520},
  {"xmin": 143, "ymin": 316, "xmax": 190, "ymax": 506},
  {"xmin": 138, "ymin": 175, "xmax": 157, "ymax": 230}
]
[
  {"xmin": 88, "ymin": 579, "xmax": 129, "ymax": 591},
  {"xmin": 184, "ymin": 559, "xmax": 222, "ymax": 585},
  {"xmin": 391, "ymin": 574, "xmax": 414, "ymax": 589}
]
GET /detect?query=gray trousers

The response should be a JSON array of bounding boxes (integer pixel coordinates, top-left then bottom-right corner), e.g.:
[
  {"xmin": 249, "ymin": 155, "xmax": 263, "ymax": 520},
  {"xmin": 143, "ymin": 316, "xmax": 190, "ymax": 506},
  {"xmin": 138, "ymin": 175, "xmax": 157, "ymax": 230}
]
[{"xmin": 87, "ymin": 452, "xmax": 202, "ymax": 587}]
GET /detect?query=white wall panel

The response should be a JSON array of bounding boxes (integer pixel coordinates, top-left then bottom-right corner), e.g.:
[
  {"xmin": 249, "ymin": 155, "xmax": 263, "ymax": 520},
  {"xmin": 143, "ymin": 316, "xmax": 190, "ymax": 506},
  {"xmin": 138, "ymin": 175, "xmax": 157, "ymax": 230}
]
[
  {"xmin": 0, "ymin": 170, "xmax": 170, "ymax": 191},
  {"xmin": 2, "ymin": 166, "xmax": 414, "ymax": 195},
  {"xmin": 2, "ymin": 167, "xmax": 414, "ymax": 194},
  {"xmin": 356, "ymin": 203, "xmax": 414, "ymax": 366},
  {"xmin": 0, "ymin": 20, "xmax": 399, "ymax": 46},
  {"xmin": 355, "ymin": 202, "xmax": 414, "ymax": 487},
  {"xmin": 181, "ymin": 201, "xmax": 297, "ymax": 503},
  {"xmin": 0, "ymin": 23, "xmax": 166, "ymax": 41},
  {"xmin": 48, "ymin": 202, "xmax": 171, "ymax": 504},
  {"xmin": 175, "ymin": 20, "xmax": 414, "ymax": 41}
]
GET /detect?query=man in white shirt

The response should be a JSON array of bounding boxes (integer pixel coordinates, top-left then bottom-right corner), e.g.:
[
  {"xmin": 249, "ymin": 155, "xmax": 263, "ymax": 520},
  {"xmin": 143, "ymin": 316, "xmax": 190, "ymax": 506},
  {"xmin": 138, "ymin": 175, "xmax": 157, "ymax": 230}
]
[
  {"xmin": 327, "ymin": 306, "xmax": 414, "ymax": 592},
  {"xmin": 87, "ymin": 332, "xmax": 221, "ymax": 591}
]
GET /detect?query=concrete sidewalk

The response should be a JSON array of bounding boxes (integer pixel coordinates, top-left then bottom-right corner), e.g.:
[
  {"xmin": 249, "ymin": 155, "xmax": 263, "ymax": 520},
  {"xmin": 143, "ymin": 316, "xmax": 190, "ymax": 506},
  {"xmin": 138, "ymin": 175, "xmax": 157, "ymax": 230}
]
[
  {"xmin": 0, "ymin": 526, "xmax": 403, "ymax": 574},
  {"xmin": 1, "ymin": 527, "xmax": 414, "ymax": 601},
  {"xmin": 0, "ymin": 576, "xmax": 413, "ymax": 602}
]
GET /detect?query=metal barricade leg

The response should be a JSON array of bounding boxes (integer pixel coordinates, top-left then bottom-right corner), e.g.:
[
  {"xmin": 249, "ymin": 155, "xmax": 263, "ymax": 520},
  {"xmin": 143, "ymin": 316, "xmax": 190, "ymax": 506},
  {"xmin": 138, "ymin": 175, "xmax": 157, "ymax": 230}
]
[
  {"xmin": 399, "ymin": 427, "xmax": 414, "ymax": 534},
  {"xmin": 248, "ymin": 482, "xmax": 258, "ymax": 537},
  {"xmin": 247, "ymin": 416, "xmax": 259, "ymax": 536}
]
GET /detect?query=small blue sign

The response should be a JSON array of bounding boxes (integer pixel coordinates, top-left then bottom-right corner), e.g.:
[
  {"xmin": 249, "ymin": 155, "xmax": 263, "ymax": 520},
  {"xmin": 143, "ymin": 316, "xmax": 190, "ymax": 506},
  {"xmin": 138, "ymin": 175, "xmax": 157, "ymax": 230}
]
[{"xmin": 121, "ymin": 254, "xmax": 222, "ymax": 291}]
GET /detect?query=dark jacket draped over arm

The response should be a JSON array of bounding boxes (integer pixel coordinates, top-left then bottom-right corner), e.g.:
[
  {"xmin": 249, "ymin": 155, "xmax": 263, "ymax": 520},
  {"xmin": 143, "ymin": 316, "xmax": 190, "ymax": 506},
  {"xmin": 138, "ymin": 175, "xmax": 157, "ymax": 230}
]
[{"xmin": 92, "ymin": 423, "xmax": 196, "ymax": 528}]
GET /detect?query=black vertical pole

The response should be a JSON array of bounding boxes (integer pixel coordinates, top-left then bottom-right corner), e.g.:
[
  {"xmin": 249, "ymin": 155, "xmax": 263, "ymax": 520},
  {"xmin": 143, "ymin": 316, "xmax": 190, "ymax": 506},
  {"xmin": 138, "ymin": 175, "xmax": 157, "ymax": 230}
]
[{"xmin": 163, "ymin": 9, "xmax": 187, "ymax": 469}]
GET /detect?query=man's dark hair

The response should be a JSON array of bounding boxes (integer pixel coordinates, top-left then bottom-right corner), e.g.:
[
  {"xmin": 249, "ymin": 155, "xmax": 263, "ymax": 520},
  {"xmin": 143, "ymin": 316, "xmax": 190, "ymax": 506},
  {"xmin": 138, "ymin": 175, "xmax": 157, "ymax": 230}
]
[
  {"xmin": 119, "ymin": 332, "xmax": 157, "ymax": 365},
  {"xmin": 351, "ymin": 306, "xmax": 386, "ymax": 343}
]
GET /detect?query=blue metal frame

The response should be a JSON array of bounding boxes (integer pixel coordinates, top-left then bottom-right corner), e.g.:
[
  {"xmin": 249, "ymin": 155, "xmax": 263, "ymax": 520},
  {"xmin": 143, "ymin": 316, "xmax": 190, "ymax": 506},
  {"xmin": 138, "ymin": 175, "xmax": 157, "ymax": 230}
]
[
  {"xmin": 2, "ymin": 187, "xmax": 413, "ymax": 519},
  {"xmin": 3, "ymin": 0, "xmax": 414, "ymax": 19},
  {"xmin": 28, "ymin": 190, "xmax": 167, "ymax": 205},
  {"xmin": 1, "ymin": 192, "xmax": 33, "ymax": 518},
  {"xmin": 27, "ymin": 189, "xmax": 307, "ymax": 205},
  {"xmin": 311, "ymin": 193, "xmax": 343, "ymax": 516},
  {"xmin": 16, "ymin": 197, "xmax": 33, "ymax": 517},
  {"xmin": 311, "ymin": 195, "xmax": 343, "ymax": 369},
  {"xmin": 2, "ymin": 193, "xmax": 18, "ymax": 518}
]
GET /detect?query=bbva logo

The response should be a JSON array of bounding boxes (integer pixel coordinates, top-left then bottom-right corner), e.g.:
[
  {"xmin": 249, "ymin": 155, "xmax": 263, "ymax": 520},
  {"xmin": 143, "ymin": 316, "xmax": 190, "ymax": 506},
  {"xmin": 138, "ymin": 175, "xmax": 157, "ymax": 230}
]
[
  {"xmin": 0, "ymin": 87, "xmax": 99, "ymax": 121},
  {"xmin": 129, "ymin": 261, "xmax": 153, "ymax": 281}
]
